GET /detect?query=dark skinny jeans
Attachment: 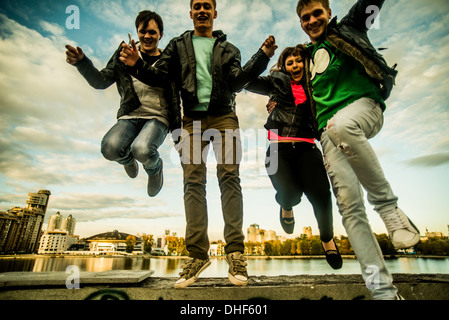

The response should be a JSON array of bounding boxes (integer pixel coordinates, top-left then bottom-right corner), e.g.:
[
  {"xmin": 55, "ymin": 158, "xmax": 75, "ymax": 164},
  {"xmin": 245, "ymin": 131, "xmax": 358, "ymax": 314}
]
[{"xmin": 266, "ymin": 142, "xmax": 334, "ymax": 242}]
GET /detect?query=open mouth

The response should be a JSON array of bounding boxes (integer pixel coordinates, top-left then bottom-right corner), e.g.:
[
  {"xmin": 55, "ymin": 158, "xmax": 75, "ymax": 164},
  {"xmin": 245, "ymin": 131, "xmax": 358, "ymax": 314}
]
[
  {"xmin": 197, "ymin": 15, "xmax": 209, "ymax": 22},
  {"xmin": 291, "ymin": 70, "xmax": 303, "ymax": 80},
  {"xmin": 292, "ymin": 70, "xmax": 303, "ymax": 77}
]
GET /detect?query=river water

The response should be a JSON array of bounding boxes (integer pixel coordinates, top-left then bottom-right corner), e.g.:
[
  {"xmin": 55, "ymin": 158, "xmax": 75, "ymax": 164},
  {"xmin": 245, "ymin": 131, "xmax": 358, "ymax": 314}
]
[{"xmin": 0, "ymin": 256, "xmax": 448, "ymax": 276}]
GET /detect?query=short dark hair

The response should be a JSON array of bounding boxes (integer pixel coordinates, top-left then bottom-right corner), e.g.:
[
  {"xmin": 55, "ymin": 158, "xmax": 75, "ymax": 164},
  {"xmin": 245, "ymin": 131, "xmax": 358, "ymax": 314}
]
[
  {"xmin": 296, "ymin": 0, "xmax": 330, "ymax": 18},
  {"xmin": 190, "ymin": 0, "xmax": 217, "ymax": 10},
  {"xmin": 135, "ymin": 10, "xmax": 164, "ymax": 34},
  {"xmin": 272, "ymin": 45, "xmax": 310, "ymax": 74}
]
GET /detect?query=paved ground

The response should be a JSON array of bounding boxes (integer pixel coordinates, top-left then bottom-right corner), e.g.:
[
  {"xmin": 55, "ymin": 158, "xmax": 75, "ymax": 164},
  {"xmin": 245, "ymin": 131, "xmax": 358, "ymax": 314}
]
[{"xmin": 0, "ymin": 271, "xmax": 448, "ymax": 300}]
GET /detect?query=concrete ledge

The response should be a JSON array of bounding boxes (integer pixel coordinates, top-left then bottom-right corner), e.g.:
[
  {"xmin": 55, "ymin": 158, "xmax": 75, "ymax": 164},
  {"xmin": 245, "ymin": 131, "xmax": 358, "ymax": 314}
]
[
  {"xmin": 0, "ymin": 272, "xmax": 448, "ymax": 300},
  {"xmin": 0, "ymin": 270, "xmax": 154, "ymax": 287}
]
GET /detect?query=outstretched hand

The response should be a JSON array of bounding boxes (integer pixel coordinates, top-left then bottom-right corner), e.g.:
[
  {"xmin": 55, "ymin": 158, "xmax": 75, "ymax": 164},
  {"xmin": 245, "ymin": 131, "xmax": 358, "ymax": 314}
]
[
  {"xmin": 261, "ymin": 35, "xmax": 278, "ymax": 58},
  {"xmin": 120, "ymin": 39, "xmax": 140, "ymax": 67},
  {"xmin": 65, "ymin": 45, "xmax": 84, "ymax": 65}
]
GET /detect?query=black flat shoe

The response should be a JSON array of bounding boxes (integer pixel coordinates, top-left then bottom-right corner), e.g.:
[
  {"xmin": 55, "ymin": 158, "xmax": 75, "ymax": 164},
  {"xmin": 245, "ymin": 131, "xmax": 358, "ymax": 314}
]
[
  {"xmin": 280, "ymin": 207, "xmax": 295, "ymax": 234},
  {"xmin": 322, "ymin": 239, "xmax": 343, "ymax": 270}
]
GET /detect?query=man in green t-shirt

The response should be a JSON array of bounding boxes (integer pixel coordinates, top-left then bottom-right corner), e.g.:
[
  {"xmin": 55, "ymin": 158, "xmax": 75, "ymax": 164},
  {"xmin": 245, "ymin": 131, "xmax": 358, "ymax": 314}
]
[{"xmin": 296, "ymin": 0, "xmax": 419, "ymax": 300}]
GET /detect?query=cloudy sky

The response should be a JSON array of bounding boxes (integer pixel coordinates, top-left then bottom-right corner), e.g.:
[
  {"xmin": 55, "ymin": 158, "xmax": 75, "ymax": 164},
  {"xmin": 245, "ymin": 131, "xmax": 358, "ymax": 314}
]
[{"xmin": 1, "ymin": 0, "xmax": 448, "ymax": 241}]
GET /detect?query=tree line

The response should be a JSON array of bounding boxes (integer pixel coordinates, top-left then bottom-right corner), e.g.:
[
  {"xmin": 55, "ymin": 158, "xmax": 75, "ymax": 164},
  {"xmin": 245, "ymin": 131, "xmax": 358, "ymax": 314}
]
[
  {"xmin": 125, "ymin": 233, "xmax": 449, "ymax": 256},
  {"xmin": 247, "ymin": 234, "xmax": 449, "ymax": 256}
]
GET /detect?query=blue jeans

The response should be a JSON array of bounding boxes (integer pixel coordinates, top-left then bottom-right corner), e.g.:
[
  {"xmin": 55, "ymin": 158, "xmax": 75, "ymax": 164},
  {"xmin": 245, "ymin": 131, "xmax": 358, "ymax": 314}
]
[
  {"xmin": 320, "ymin": 98, "xmax": 398, "ymax": 300},
  {"xmin": 101, "ymin": 119, "xmax": 168, "ymax": 176}
]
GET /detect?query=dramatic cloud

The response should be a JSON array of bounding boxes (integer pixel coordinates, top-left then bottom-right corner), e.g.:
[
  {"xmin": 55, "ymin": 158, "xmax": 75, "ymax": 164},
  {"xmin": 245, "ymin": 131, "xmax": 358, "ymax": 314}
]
[
  {"xmin": 1, "ymin": 0, "xmax": 448, "ymax": 238},
  {"xmin": 404, "ymin": 153, "xmax": 449, "ymax": 168}
]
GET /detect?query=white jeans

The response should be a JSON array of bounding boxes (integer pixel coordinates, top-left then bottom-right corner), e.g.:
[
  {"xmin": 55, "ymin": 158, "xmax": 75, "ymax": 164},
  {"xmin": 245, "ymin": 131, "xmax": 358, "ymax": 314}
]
[{"xmin": 320, "ymin": 98, "xmax": 398, "ymax": 299}]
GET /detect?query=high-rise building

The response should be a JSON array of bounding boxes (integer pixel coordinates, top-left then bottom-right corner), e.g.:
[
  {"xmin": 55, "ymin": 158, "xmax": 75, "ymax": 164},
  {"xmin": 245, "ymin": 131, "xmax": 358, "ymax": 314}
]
[
  {"xmin": 0, "ymin": 210, "xmax": 19, "ymax": 252},
  {"xmin": 47, "ymin": 211, "xmax": 62, "ymax": 231},
  {"xmin": 38, "ymin": 212, "xmax": 78, "ymax": 254},
  {"xmin": 47, "ymin": 212, "xmax": 76, "ymax": 235},
  {"xmin": 38, "ymin": 230, "xmax": 70, "ymax": 254},
  {"xmin": 247, "ymin": 224, "xmax": 260, "ymax": 242},
  {"xmin": 303, "ymin": 226, "xmax": 312, "ymax": 238},
  {"xmin": 264, "ymin": 230, "xmax": 277, "ymax": 241},
  {"xmin": 0, "ymin": 190, "xmax": 51, "ymax": 253},
  {"xmin": 61, "ymin": 214, "xmax": 76, "ymax": 235},
  {"xmin": 247, "ymin": 224, "xmax": 277, "ymax": 243}
]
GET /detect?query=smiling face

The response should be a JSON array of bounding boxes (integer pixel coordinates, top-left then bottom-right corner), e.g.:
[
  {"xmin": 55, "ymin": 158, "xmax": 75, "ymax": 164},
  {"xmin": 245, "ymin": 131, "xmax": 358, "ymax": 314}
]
[
  {"xmin": 137, "ymin": 19, "xmax": 162, "ymax": 55},
  {"xmin": 190, "ymin": 0, "xmax": 217, "ymax": 37},
  {"xmin": 299, "ymin": 1, "xmax": 332, "ymax": 44},
  {"xmin": 285, "ymin": 54, "xmax": 305, "ymax": 82}
]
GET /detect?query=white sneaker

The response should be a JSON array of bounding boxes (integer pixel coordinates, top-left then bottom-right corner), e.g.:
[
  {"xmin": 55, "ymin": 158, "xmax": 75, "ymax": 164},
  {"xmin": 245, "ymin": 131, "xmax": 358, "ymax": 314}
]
[{"xmin": 380, "ymin": 208, "xmax": 420, "ymax": 249}]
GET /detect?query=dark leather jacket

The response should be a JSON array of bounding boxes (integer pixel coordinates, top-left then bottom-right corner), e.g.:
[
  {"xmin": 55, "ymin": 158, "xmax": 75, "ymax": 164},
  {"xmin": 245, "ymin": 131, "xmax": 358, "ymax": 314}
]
[
  {"xmin": 324, "ymin": 0, "xmax": 398, "ymax": 100},
  {"xmin": 74, "ymin": 42, "xmax": 181, "ymax": 132},
  {"xmin": 245, "ymin": 71, "xmax": 319, "ymax": 139},
  {"xmin": 127, "ymin": 30, "xmax": 271, "ymax": 116}
]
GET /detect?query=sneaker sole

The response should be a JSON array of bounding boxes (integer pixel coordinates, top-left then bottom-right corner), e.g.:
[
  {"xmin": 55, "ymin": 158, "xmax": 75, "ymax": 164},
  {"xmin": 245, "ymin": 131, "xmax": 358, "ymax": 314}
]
[
  {"xmin": 392, "ymin": 218, "xmax": 420, "ymax": 249},
  {"xmin": 228, "ymin": 273, "xmax": 248, "ymax": 286},
  {"xmin": 174, "ymin": 260, "xmax": 211, "ymax": 289},
  {"xmin": 392, "ymin": 233, "xmax": 420, "ymax": 249}
]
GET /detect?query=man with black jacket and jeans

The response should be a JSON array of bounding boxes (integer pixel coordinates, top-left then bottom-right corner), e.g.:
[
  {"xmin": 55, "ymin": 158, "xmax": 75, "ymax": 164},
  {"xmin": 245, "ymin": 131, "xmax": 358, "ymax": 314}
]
[
  {"xmin": 120, "ymin": 0, "xmax": 276, "ymax": 288},
  {"xmin": 296, "ymin": 0, "xmax": 419, "ymax": 299},
  {"xmin": 65, "ymin": 10, "xmax": 180, "ymax": 198}
]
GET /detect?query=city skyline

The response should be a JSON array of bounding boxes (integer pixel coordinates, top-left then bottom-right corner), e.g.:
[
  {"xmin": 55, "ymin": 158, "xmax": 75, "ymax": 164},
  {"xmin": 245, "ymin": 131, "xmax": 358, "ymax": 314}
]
[
  {"xmin": 1, "ymin": 0, "xmax": 449, "ymax": 241},
  {"xmin": 2, "ymin": 190, "xmax": 448, "ymax": 244}
]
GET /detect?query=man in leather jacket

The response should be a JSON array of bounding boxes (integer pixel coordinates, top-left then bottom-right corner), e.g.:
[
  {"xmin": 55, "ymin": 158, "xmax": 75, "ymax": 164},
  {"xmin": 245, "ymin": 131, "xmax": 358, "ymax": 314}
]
[
  {"xmin": 297, "ymin": 0, "xmax": 419, "ymax": 300},
  {"xmin": 65, "ymin": 10, "xmax": 181, "ymax": 198},
  {"xmin": 120, "ymin": 0, "xmax": 277, "ymax": 288}
]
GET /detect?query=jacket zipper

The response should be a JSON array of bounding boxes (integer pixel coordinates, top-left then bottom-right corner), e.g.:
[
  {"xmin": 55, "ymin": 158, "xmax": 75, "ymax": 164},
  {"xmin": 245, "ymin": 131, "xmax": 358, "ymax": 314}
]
[
  {"xmin": 209, "ymin": 39, "xmax": 220, "ymax": 107},
  {"xmin": 287, "ymin": 85, "xmax": 299, "ymax": 137}
]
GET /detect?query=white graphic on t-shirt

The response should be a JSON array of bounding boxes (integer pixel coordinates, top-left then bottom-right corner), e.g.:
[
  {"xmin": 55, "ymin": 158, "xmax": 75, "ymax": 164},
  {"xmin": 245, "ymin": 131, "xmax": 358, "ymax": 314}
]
[{"xmin": 310, "ymin": 48, "xmax": 330, "ymax": 81}]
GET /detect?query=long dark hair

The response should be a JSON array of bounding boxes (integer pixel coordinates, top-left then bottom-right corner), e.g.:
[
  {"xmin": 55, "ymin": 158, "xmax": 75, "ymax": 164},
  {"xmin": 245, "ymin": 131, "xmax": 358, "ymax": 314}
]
[{"xmin": 271, "ymin": 44, "xmax": 310, "ymax": 76}]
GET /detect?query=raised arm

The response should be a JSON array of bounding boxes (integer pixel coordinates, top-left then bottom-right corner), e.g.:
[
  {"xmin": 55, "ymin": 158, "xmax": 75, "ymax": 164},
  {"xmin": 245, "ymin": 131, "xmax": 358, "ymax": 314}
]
[
  {"xmin": 340, "ymin": 0, "xmax": 385, "ymax": 32},
  {"xmin": 227, "ymin": 36, "xmax": 277, "ymax": 92},
  {"xmin": 66, "ymin": 44, "xmax": 117, "ymax": 89}
]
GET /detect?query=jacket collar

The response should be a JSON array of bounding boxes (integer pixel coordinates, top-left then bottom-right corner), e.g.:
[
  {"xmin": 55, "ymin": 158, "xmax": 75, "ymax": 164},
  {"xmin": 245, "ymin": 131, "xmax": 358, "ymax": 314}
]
[{"xmin": 181, "ymin": 30, "xmax": 227, "ymax": 42}]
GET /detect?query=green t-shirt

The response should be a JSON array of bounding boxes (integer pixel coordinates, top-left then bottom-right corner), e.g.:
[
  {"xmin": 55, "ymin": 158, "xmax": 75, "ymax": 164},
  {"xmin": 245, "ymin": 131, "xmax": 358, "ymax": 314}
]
[
  {"xmin": 192, "ymin": 35, "xmax": 216, "ymax": 111},
  {"xmin": 310, "ymin": 40, "xmax": 386, "ymax": 130}
]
